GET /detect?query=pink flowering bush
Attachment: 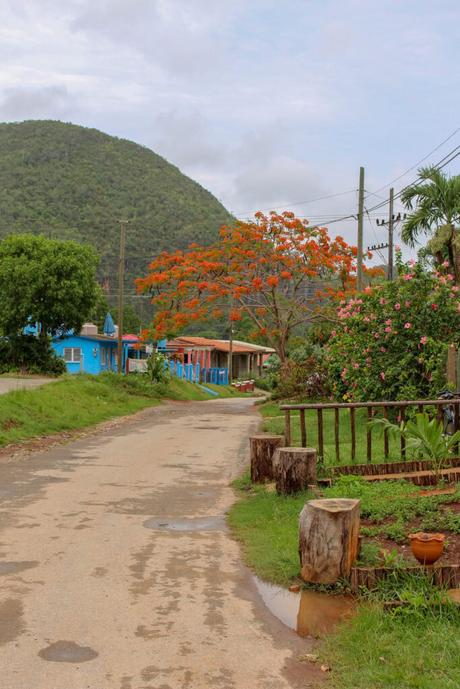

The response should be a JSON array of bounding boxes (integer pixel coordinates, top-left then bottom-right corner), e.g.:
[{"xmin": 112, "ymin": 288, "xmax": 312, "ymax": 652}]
[{"xmin": 326, "ymin": 255, "xmax": 460, "ymax": 401}]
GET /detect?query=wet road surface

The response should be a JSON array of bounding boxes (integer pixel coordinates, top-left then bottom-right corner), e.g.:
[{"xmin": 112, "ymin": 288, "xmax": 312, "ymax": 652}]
[{"xmin": 0, "ymin": 398, "xmax": 320, "ymax": 689}]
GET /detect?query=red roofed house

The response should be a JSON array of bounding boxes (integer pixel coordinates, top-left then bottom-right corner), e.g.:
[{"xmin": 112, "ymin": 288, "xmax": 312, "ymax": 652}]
[{"xmin": 159, "ymin": 336, "xmax": 275, "ymax": 383}]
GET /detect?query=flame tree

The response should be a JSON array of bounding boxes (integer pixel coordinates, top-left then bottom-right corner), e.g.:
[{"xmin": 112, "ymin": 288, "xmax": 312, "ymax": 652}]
[{"xmin": 136, "ymin": 211, "xmax": 360, "ymax": 362}]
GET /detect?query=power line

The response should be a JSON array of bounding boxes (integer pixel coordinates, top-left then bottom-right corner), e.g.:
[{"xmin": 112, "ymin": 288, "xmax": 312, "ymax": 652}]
[
  {"xmin": 364, "ymin": 146, "xmax": 460, "ymax": 215},
  {"xmin": 232, "ymin": 188, "xmax": 357, "ymax": 216},
  {"xmin": 368, "ymin": 126, "xmax": 460, "ymax": 197}
]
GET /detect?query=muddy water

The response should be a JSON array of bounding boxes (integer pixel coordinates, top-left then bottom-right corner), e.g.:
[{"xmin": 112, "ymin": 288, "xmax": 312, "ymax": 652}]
[{"xmin": 254, "ymin": 577, "xmax": 356, "ymax": 638}]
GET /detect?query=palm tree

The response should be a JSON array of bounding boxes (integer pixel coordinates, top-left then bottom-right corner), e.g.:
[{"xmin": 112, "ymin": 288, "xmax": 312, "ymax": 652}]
[{"xmin": 401, "ymin": 166, "xmax": 460, "ymax": 282}]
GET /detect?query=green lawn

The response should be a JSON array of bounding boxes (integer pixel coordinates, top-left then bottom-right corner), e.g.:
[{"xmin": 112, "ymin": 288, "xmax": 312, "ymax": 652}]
[
  {"xmin": 261, "ymin": 400, "xmax": 411, "ymax": 467},
  {"xmin": 323, "ymin": 605, "xmax": 460, "ymax": 689},
  {"xmin": 0, "ymin": 373, "xmax": 246, "ymax": 446},
  {"xmin": 229, "ymin": 474, "xmax": 460, "ymax": 689},
  {"xmin": 229, "ymin": 475, "xmax": 460, "ymax": 585}
]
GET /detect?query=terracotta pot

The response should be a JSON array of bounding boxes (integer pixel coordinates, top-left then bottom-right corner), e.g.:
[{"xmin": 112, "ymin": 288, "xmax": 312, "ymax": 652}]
[{"xmin": 409, "ymin": 532, "xmax": 445, "ymax": 565}]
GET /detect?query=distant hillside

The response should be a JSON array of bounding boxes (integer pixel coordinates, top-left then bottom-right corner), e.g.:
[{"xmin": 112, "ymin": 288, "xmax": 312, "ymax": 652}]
[{"xmin": 0, "ymin": 120, "xmax": 233, "ymax": 302}]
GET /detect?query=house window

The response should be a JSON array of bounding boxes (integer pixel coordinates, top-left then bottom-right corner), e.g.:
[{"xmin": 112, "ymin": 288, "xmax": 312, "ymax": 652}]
[
  {"xmin": 101, "ymin": 348, "xmax": 107, "ymax": 365},
  {"xmin": 63, "ymin": 347, "xmax": 81, "ymax": 363}
]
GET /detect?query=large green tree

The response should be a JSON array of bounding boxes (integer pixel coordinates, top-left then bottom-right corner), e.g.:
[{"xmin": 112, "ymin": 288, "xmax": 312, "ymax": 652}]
[
  {"xmin": 401, "ymin": 166, "xmax": 460, "ymax": 282},
  {"xmin": 0, "ymin": 234, "xmax": 99, "ymax": 336}
]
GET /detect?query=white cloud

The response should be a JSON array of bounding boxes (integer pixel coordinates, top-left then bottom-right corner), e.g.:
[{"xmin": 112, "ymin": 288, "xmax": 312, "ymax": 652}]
[
  {"xmin": 0, "ymin": 85, "xmax": 75, "ymax": 120},
  {"xmin": 0, "ymin": 0, "xmax": 457, "ymax": 263}
]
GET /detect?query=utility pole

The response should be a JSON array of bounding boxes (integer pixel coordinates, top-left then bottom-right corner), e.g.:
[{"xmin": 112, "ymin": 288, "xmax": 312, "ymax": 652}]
[
  {"xmin": 357, "ymin": 166, "xmax": 365, "ymax": 291},
  {"xmin": 117, "ymin": 220, "xmax": 127, "ymax": 374},
  {"xmin": 388, "ymin": 187, "xmax": 394, "ymax": 280},
  {"xmin": 228, "ymin": 295, "xmax": 234, "ymax": 383},
  {"xmin": 376, "ymin": 196, "xmax": 405, "ymax": 280}
]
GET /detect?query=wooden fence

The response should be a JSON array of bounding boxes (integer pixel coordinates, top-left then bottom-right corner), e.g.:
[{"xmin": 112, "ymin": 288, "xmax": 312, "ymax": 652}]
[{"xmin": 280, "ymin": 399, "xmax": 460, "ymax": 465}]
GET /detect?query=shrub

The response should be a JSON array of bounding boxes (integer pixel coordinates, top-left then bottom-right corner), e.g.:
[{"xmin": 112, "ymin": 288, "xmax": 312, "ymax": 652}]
[
  {"xmin": 0, "ymin": 335, "xmax": 66, "ymax": 375},
  {"xmin": 326, "ymin": 255, "xmax": 460, "ymax": 401}
]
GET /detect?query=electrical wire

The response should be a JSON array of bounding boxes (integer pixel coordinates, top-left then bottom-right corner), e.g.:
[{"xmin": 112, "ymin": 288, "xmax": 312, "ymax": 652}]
[
  {"xmin": 367, "ymin": 127, "xmax": 460, "ymax": 197},
  {"xmin": 232, "ymin": 188, "xmax": 357, "ymax": 216},
  {"xmin": 364, "ymin": 146, "xmax": 460, "ymax": 215}
]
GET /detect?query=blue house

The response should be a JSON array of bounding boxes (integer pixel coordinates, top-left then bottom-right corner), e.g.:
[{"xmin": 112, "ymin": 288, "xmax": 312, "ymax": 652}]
[
  {"xmin": 51, "ymin": 315, "xmax": 135, "ymax": 374},
  {"xmin": 52, "ymin": 332, "xmax": 121, "ymax": 374}
]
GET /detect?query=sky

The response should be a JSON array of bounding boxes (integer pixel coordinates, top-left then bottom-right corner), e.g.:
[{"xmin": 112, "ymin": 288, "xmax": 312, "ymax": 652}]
[{"xmin": 1, "ymin": 0, "xmax": 460, "ymax": 264}]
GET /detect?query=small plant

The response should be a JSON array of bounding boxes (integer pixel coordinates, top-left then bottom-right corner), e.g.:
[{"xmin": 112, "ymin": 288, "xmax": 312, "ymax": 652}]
[
  {"xmin": 146, "ymin": 351, "xmax": 171, "ymax": 384},
  {"xmin": 357, "ymin": 542, "xmax": 381, "ymax": 567},
  {"xmin": 369, "ymin": 412, "xmax": 460, "ymax": 482},
  {"xmin": 380, "ymin": 548, "xmax": 407, "ymax": 568}
]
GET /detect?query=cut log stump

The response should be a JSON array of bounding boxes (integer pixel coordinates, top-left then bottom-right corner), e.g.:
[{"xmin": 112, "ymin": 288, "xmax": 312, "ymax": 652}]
[
  {"xmin": 299, "ymin": 498, "xmax": 360, "ymax": 584},
  {"xmin": 273, "ymin": 447, "xmax": 317, "ymax": 494},
  {"xmin": 249, "ymin": 434, "xmax": 285, "ymax": 483}
]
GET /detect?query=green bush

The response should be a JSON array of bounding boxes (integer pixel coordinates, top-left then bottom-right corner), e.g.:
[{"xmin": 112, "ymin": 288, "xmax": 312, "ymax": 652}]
[
  {"xmin": 326, "ymin": 255, "xmax": 460, "ymax": 401},
  {"xmin": 0, "ymin": 335, "xmax": 65, "ymax": 375}
]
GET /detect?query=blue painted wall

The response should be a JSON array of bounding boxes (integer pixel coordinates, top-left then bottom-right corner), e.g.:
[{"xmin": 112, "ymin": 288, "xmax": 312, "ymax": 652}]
[{"xmin": 52, "ymin": 335, "xmax": 119, "ymax": 374}]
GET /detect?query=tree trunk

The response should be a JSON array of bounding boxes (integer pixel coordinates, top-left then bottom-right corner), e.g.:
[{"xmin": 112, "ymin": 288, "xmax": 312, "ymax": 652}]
[
  {"xmin": 250, "ymin": 434, "xmax": 284, "ymax": 483},
  {"xmin": 299, "ymin": 498, "xmax": 360, "ymax": 584},
  {"xmin": 273, "ymin": 447, "xmax": 317, "ymax": 494},
  {"xmin": 450, "ymin": 226, "xmax": 460, "ymax": 285}
]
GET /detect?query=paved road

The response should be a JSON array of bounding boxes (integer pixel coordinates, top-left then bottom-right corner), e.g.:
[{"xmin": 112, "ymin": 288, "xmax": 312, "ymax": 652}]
[
  {"xmin": 0, "ymin": 377, "xmax": 55, "ymax": 395},
  {"xmin": 0, "ymin": 398, "xmax": 318, "ymax": 689}
]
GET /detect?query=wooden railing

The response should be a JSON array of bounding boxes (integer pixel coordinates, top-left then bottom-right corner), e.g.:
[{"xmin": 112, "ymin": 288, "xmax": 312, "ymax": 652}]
[{"xmin": 279, "ymin": 399, "xmax": 460, "ymax": 465}]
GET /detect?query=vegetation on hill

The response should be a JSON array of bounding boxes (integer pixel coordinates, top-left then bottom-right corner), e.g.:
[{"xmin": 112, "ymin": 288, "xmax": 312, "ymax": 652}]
[{"xmin": 0, "ymin": 120, "xmax": 233, "ymax": 316}]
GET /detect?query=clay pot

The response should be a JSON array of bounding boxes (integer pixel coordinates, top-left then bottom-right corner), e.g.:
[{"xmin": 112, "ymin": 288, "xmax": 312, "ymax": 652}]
[{"xmin": 409, "ymin": 532, "xmax": 445, "ymax": 565}]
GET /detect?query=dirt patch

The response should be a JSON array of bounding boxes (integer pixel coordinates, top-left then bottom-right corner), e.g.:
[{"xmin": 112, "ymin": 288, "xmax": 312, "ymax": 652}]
[
  {"xmin": 2, "ymin": 418, "xmax": 21, "ymax": 431},
  {"xmin": 0, "ymin": 599, "xmax": 25, "ymax": 645},
  {"xmin": 362, "ymin": 531, "xmax": 460, "ymax": 566}
]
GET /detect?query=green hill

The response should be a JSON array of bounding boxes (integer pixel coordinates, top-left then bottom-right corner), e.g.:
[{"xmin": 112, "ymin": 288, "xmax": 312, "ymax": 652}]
[{"xmin": 0, "ymin": 120, "xmax": 233, "ymax": 301}]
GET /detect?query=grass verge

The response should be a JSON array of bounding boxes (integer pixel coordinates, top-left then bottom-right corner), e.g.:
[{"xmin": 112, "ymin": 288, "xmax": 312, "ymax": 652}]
[
  {"xmin": 261, "ymin": 400, "xmax": 427, "ymax": 466},
  {"xmin": 0, "ymin": 372, "xmax": 248, "ymax": 446},
  {"xmin": 322, "ymin": 604, "xmax": 460, "ymax": 689},
  {"xmin": 229, "ymin": 474, "xmax": 460, "ymax": 689}
]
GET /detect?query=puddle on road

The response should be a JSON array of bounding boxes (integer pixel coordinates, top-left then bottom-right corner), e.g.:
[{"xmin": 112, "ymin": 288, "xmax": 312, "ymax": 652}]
[
  {"xmin": 0, "ymin": 560, "xmax": 38, "ymax": 575},
  {"xmin": 38, "ymin": 640, "xmax": 98, "ymax": 663},
  {"xmin": 254, "ymin": 577, "xmax": 356, "ymax": 638},
  {"xmin": 143, "ymin": 516, "xmax": 225, "ymax": 532}
]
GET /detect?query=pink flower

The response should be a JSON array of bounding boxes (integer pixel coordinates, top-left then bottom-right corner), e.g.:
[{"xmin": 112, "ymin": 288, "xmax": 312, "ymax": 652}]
[
  {"xmin": 384, "ymin": 326, "xmax": 392, "ymax": 333},
  {"xmin": 331, "ymin": 330, "xmax": 336, "ymax": 337},
  {"xmin": 380, "ymin": 347, "xmax": 386, "ymax": 353},
  {"xmin": 395, "ymin": 245, "xmax": 401, "ymax": 252},
  {"xmin": 380, "ymin": 371, "xmax": 385, "ymax": 381},
  {"xmin": 404, "ymin": 322, "xmax": 411, "ymax": 329},
  {"xmin": 394, "ymin": 303, "xmax": 401, "ymax": 310},
  {"xmin": 353, "ymin": 363, "xmax": 360, "ymax": 369},
  {"xmin": 363, "ymin": 316, "xmax": 370, "ymax": 323},
  {"xmin": 431, "ymin": 303, "xmax": 438, "ymax": 310},
  {"xmin": 380, "ymin": 298, "xmax": 387, "ymax": 305},
  {"xmin": 447, "ymin": 274, "xmax": 454, "ymax": 281},
  {"xmin": 403, "ymin": 273, "xmax": 414, "ymax": 281},
  {"xmin": 408, "ymin": 258, "xmax": 416, "ymax": 266},
  {"xmin": 420, "ymin": 336, "xmax": 427, "ymax": 345},
  {"xmin": 443, "ymin": 260, "xmax": 450, "ymax": 268},
  {"xmin": 374, "ymin": 332, "xmax": 380, "ymax": 339},
  {"xmin": 385, "ymin": 319, "xmax": 392, "ymax": 325},
  {"xmin": 451, "ymin": 286, "xmax": 459, "ymax": 293}
]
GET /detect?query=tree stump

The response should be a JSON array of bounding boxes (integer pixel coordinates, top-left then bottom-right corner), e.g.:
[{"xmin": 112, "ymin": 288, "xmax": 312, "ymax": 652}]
[
  {"xmin": 273, "ymin": 447, "xmax": 317, "ymax": 494},
  {"xmin": 299, "ymin": 498, "xmax": 360, "ymax": 584},
  {"xmin": 249, "ymin": 434, "xmax": 285, "ymax": 483}
]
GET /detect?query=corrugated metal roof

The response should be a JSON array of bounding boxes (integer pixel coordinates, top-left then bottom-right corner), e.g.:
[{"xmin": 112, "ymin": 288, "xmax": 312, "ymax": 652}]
[{"xmin": 170, "ymin": 336, "xmax": 275, "ymax": 354}]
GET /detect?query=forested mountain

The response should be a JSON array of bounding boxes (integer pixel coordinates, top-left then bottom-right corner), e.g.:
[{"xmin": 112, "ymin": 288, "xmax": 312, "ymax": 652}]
[{"xmin": 0, "ymin": 120, "xmax": 233, "ymax": 308}]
